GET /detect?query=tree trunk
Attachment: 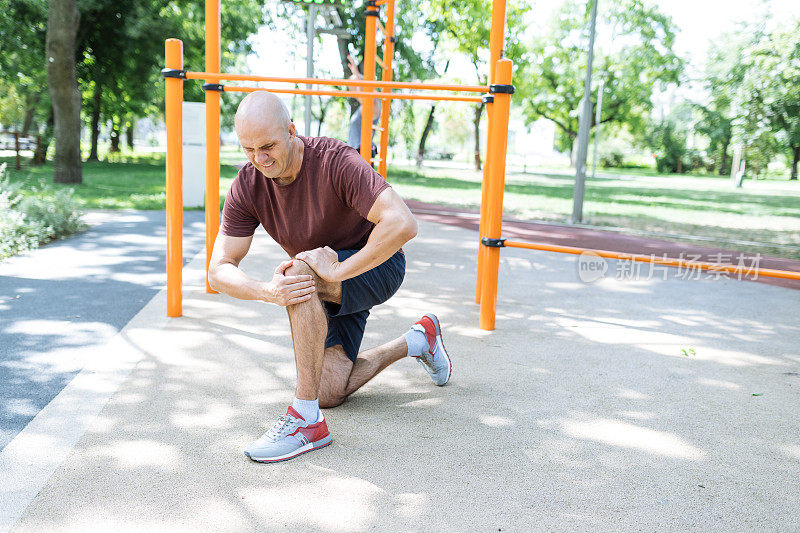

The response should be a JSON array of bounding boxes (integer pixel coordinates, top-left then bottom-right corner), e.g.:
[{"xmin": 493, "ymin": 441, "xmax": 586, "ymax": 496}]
[
  {"xmin": 46, "ymin": 0, "xmax": 82, "ymax": 184},
  {"xmin": 21, "ymin": 106, "xmax": 36, "ymax": 137},
  {"xmin": 315, "ymin": 96, "xmax": 330, "ymax": 137},
  {"xmin": 88, "ymin": 82, "xmax": 102, "ymax": 161},
  {"xmin": 126, "ymin": 121, "xmax": 134, "ymax": 150},
  {"xmin": 473, "ymin": 103, "xmax": 484, "ymax": 171},
  {"xmin": 32, "ymin": 110, "xmax": 54, "ymax": 166},
  {"xmin": 416, "ymin": 104, "xmax": 437, "ymax": 167},
  {"xmin": 109, "ymin": 118, "xmax": 121, "ymax": 153},
  {"xmin": 719, "ymin": 138, "xmax": 730, "ymax": 176},
  {"xmin": 791, "ymin": 145, "xmax": 799, "ymax": 180}
]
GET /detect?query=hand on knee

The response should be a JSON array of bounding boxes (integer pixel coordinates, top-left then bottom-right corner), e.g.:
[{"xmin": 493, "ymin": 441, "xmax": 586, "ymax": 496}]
[{"xmin": 286, "ymin": 259, "xmax": 317, "ymax": 281}]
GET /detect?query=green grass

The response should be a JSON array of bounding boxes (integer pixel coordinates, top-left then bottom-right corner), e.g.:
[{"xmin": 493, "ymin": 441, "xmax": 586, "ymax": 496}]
[
  {"xmin": 2, "ymin": 155, "xmax": 239, "ymax": 210},
  {"xmin": 4, "ymin": 155, "xmax": 799, "ymax": 259},
  {"xmin": 386, "ymin": 164, "xmax": 800, "ymax": 259}
]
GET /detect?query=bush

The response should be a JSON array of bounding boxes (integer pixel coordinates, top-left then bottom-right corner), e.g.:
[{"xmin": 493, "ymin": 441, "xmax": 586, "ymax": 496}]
[
  {"xmin": 599, "ymin": 150, "xmax": 624, "ymax": 168},
  {"xmin": 0, "ymin": 163, "xmax": 87, "ymax": 260}
]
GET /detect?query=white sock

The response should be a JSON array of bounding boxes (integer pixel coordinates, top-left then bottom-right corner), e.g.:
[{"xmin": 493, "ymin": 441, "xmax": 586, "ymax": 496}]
[
  {"xmin": 292, "ymin": 397, "xmax": 319, "ymax": 423},
  {"xmin": 403, "ymin": 325, "xmax": 429, "ymax": 357}
]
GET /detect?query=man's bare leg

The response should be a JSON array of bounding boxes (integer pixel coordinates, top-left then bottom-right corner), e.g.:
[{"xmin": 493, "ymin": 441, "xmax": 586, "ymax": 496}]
[
  {"xmin": 284, "ymin": 260, "xmax": 341, "ymax": 401},
  {"xmin": 317, "ymin": 337, "xmax": 408, "ymax": 407}
]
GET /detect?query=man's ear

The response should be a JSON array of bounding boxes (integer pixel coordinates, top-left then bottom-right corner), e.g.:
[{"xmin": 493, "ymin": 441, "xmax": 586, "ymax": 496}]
[{"xmin": 288, "ymin": 122, "xmax": 296, "ymax": 139}]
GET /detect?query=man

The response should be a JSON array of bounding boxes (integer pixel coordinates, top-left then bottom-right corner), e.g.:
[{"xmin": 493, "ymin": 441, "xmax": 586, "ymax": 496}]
[
  {"xmin": 345, "ymin": 53, "xmax": 381, "ymax": 153},
  {"xmin": 208, "ymin": 91, "xmax": 451, "ymax": 463}
]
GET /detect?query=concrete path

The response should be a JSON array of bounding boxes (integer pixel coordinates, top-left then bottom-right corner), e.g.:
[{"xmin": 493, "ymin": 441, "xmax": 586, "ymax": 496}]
[
  {"xmin": 0, "ymin": 210, "xmax": 206, "ymax": 450},
  {"xmin": 2, "ymin": 218, "xmax": 800, "ymax": 532}
]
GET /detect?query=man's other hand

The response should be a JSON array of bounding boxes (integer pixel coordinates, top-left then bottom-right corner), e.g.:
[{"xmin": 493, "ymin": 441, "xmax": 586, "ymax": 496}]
[
  {"xmin": 265, "ymin": 260, "xmax": 316, "ymax": 306},
  {"xmin": 295, "ymin": 247, "xmax": 342, "ymax": 282}
]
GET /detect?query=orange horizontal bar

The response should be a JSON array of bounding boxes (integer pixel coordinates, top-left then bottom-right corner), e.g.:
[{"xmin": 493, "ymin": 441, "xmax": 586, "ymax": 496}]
[
  {"xmin": 221, "ymin": 85, "xmax": 483, "ymax": 103},
  {"xmin": 186, "ymin": 71, "xmax": 487, "ymax": 93},
  {"xmin": 502, "ymin": 240, "xmax": 800, "ymax": 281},
  {"xmin": 375, "ymin": 0, "xmax": 388, "ymax": 5}
]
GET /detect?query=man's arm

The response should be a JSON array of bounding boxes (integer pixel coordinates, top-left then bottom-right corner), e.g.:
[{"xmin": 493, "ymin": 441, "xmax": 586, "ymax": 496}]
[
  {"xmin": 208, "ymin": 233, "xmax": 316, "ymax": 306},
  {"xmin": 296, "ymin": 188, "xmax": 417, "ymax": 282}
]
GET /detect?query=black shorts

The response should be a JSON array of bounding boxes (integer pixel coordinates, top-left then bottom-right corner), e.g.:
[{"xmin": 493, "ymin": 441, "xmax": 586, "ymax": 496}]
[{"xmin": 323, "ymin": 249, "xmax": 405, "ymax": 363}]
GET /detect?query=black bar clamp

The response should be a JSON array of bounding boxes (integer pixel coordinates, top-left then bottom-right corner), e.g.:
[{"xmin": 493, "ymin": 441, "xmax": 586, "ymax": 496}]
[
  {"xmin": 161, "ymin": 68, "xmax": 187, "ymax": 79},
  {"xmin": 489, "ymin": 84, "xmax": 515, "ymax": 95},
  {"xmin": 390, "ymin": 36, "xmax": 397, "ymax": 43},
  {"xmin": 203, "ymin": 83, "xmax": 225, "ymax": 92},
  {"xmin": 365, "ymin": 11, "xmax": 380, "ymax": 17},
  {"xmin": 481, "ymin": 237, "xmax": 506, "ymax": 248},
  {"xmin": 482, "ymin": 94, "xmax": 494, "ymax": 104}
]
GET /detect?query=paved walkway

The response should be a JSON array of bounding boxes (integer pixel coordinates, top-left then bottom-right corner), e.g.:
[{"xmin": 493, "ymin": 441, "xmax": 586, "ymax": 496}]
[
  {"xmin": 0, "ymin": 210, "xmax": 206, "ymax": 450},
  {"xmin": 2, "ymin": 216, "xmax": 799, "ymax": 532}
]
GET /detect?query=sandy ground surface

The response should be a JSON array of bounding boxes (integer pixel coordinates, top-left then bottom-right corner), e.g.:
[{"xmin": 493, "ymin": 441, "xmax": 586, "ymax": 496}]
[{"xmin": 3, "ymin": 218, "xmax": 800, "ymax": 532}]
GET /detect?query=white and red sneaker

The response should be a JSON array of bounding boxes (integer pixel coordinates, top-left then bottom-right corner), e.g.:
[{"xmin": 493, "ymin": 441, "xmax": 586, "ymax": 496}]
[
  {"xmin": 410, "ymin": 313, "xmax": 451, "ymax": 386},
  {"xmin": 244, "ymin": 407, "xmax": 332, "ymax": 463}
]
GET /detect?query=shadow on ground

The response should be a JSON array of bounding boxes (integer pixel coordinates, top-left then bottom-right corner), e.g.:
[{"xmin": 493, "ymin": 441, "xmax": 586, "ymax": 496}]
[{"xmin": 9, "ymin": 220, "xmax": 800, "ymax": 531}]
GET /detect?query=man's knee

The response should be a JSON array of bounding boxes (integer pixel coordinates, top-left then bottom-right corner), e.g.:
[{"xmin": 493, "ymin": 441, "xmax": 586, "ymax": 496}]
[
  {"xmin": 319, "ymin": 392, "xmax": 346, "ymax": 409},
  {"xmin": 285, "ymin": 258, "xmax": 317, "ymax": 280}
]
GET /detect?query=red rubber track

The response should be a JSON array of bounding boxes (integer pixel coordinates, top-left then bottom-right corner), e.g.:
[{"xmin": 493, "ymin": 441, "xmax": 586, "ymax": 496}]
[{"xmin": 405, "ymin": 199, "xmax": 800, "ymax": 291}]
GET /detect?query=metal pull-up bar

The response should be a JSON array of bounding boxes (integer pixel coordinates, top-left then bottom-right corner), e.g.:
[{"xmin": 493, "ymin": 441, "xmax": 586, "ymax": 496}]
[{"xmin": 162, "ymin": 36, "xmax": 516, "ymax": 328}]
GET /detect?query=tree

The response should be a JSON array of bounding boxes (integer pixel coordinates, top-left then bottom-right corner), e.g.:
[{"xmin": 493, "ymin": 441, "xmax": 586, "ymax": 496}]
[
  {"xmin": 430, "ymin": 0, "xmax": 529, "ymax": 170},
  {"xmin": 0, "ymin": 0, "xmax": 52, "ymax": 164},
  {"xmin": 46, "ymin": 0, "xmax": 82, "ymax": 183},
  {"xmin": 640, "ymin": 108, "xmax": 691, "ymax": 174},
  {"xmin": 520, "ymin": 0, "xmax": 682, "ymax": 161},
  {"xmin": 734, "ymin": 21, "xmax": 800, "ymax": 180}
]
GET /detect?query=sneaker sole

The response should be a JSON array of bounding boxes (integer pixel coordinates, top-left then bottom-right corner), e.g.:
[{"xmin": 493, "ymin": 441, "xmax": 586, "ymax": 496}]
[
  {"xmin": 244, "ymin": 435, "xmax": 333, "ymax": 463},
  {"xmin": 423, "ymin": 313, "xmax": 452, "ymax": 386}
]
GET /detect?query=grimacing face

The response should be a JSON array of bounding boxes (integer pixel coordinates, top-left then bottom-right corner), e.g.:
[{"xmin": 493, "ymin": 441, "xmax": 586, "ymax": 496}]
[{"xmin": 238, "ymin": 120, "xmax": 297, "ymax": 180}]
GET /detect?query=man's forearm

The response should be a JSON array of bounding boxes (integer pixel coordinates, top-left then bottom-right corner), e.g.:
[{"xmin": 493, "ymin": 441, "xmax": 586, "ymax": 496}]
[
  {"xmin": 336, "ymin": 215, "xmax": 416, "ymax": 281},
  {"xmin": 210, "ymin": 263, "xmax": 267, "ymax": 301}
]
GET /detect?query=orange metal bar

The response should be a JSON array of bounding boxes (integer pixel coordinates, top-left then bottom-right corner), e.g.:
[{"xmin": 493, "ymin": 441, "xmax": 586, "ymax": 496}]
[
  {"xmin": 360, "ymin": 2, "xmax": 378, "ymax": 162},
  {"xmin": 185, "ymin": 71, "xmax": 487, "ymax": 93},
  {"xmin": 476, "ymin": 0, "xmax": 509, "ymax": 304},
  {"xmin": 476, "ymin": 101, "xmax": 495, "ymax": 304},
  {"xmin": 374, "ymin": 0, "xmax": 388, "ymax": 5},
  {"xmin": 479, "ymin": 59, "xmax": 513, "ymax": 331},
  {"xmin": 377, "ymin": 0, "xmax": 396, "ymax": 178},
  {"xmin": 375, "ymin": 57, "xmax": 386, "ymax": 71},
  {"xmin": 165, "ymin": 39, "xmax": 184, "ymax": 317},
  {"xmin": 204, "ymin": 0, "xmax": 220, "ymax": 295},
  {"xmin": 377, "ymin": 19, "xmax": 387, "ymax": 37},
  {"xmin": 487, "ymin": 0, "xmax": 507, "ymax": 90},
  {"xmin": 502, "ymin": 240, "xmax": 800, "ymax": 281},
  {"xmin": 220, "ymin": 85, "xmax": 483, "ymax": 103}
]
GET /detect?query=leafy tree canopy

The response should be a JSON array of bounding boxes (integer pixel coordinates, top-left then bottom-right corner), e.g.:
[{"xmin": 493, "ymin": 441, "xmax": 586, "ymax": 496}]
[{"xmin": 519, "ymin": 0, "xmax": 683, "ymax": 154}]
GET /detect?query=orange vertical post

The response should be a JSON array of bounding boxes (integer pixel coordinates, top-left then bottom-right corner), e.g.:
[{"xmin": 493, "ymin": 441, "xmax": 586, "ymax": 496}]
[
  {"xmin": 360, "ymin": 1, "xmax": 378, "ymax": 162},
  {"xmin": 479, "ymin": 59, "xmax": 513, "ymax": 331},
  {"xmin": 165, "ymin": 39, "xmax": 184, "ymax": 317},
  {"xmin": 205, "ymin": 0, "xmax": 221, "ymax": 293},
  {"xmin": 377, "ymin": 0, "xmax": 396, "ymax": 178},
  {"xmin": 475, "ymin": 0, "xmax": 508, "ymax": 303}
]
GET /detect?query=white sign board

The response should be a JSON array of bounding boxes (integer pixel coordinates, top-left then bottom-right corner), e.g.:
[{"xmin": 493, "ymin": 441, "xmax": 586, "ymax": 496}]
[{"xmin": 182, "ymin": 102, "xmax": 206, "ymax": 208}]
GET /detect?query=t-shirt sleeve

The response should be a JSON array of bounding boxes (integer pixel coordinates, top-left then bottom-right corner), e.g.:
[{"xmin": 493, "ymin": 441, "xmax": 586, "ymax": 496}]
[
  {"xmin": 221, "ymin": 174, "xmax": 260, "ymax": 237},
  {"xmin": 330, "ymin": 146, "xmax": 391, "ymax": 220}
]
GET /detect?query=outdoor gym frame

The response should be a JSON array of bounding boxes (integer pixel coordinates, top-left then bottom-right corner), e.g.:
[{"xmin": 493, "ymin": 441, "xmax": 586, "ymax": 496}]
[
  {"xmin": 162, "ymin": 0, "xmax": 516, "ymax": 330},
  {"xmin": 161, "ymin": 0, "xmax": 800, "ymax": 332}
]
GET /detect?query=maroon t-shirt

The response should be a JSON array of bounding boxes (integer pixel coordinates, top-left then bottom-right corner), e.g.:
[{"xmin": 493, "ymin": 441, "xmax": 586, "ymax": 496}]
[{"xmin": 221, "ymin": 135, "xmax": 391, "ymax": 258}]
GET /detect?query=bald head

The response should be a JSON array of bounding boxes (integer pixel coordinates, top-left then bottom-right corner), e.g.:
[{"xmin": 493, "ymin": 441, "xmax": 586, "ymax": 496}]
[
  {"xmin": 235, "ymin": 91, "xmax": 292, "ymax": 133},
  {"xmin": 235, "ymin": 91, "xmax": 303, "ymax": 182}
]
